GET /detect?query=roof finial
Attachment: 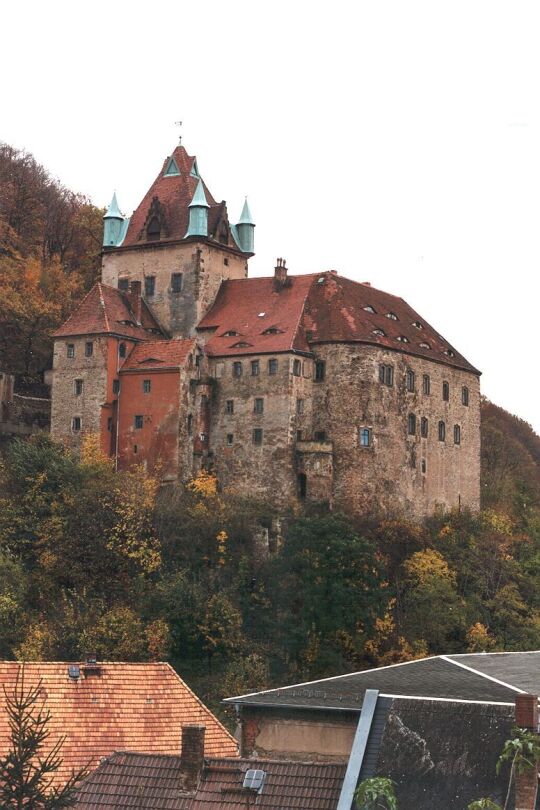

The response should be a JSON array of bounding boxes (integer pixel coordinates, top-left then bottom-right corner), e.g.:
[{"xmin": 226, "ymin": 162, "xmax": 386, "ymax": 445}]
[{"xmin": 174, "ymin": 120, "xmax": 183, "ymax": 145}]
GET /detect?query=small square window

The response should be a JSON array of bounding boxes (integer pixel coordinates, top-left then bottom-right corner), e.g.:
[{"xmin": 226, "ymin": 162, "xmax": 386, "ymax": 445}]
[
  {"xmin": 72, "ymin": 416, "xmax": 81, "ymax": 432},
  {"xmin": 134, "ymin": 415, "xmax": 144, "ymax": 429},
  {"xmin": 145, "ymin": 276, "xmax": 156, "ymax": 296},
  {"xmin": 254, "ymin": 398, "xmax": 264, "ymax": 414},
  {"xmin": 226, "ymin": 399, "xmax": 234, "ymax": 415},
  {"xmin": 143, "ymin": 379, "xmax": 151, "ymax": 393},
  {"xmin": 315, "ymin": 360, "xmax": 325, "ymax": 381},
  {"xmin": 67, "ymin": 343, "xmax": 75, "ymax": 358},
  {"xmin": 251, "ymin": 360, "xmax": 260, "ymax": 376},
  {"xmin": 422, "ymin": 374, "xmax": 431, "ymax": 395},
  {"xmin": 253, "ymin": 428, "xmax": 263, "ymax": 445},
  {"xmin": 233, "ymin": 361, "xmax": 243, "ymax": 378},
  {"xmin": 113, "ymin": 379, "xmax": 120, "ymax": 395},
  {"xmin": 171, "ymin": 272, "xmax": 183, "ymax": 293},
  {"xmin": 296, "ymin": 398, "xmax": 304, "ymax": 415},
  {"xmin": 268, "ymin": 359, "xmax": 278, "ymax": 375},
  {"xmin": 85, "ymin": 342, "xmax": 93, "ymax": 358},
  {"xmin": 359, "ymin": 427, "xmax": 371, "ymax": 447},
  {"xmin": 226, "ymin": 433, "xmax": 234, "ymax": 446},
  {"xmin": 293, "ymin": 359, "xmax": 301, "ymax": 376},
  {"xmin": 314, "ymin": 430, "xmax": 327, "ymax": 442},
  {"xmin": 442, "ymin": 381, "xmax": 450, "ymax": 401},
  {"xmin": 74, "ymin": 379, "xmax": 83, "ymax": 396},
  {"xmin": 118, "ymin": 278, "xmax": 129, "ymax": 292}
]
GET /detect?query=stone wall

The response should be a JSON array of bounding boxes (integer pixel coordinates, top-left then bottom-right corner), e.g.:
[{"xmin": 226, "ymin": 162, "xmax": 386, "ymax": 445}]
[
  {"xmin": 0, "ymin": 372, "xmax": 51, "ymax": 437},
  {"xmin": 101, "ymin": 241, "xmax": 247, "ymax": 337}
]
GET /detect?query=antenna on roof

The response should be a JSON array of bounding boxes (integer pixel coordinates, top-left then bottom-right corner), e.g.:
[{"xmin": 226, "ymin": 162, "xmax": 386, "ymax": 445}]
[{"xmin": 175, "ymin": 120, "xmax": 183, "ymax": 145}]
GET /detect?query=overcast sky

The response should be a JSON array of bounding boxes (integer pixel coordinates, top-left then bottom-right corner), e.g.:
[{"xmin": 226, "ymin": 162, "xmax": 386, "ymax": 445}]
[{"xmin": 2, "ymin": 0, "xmax": 539, "ymax": 433}]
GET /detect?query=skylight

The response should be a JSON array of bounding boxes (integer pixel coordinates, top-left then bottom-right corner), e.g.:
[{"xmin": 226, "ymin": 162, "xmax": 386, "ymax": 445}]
[{"xmin": 243, "ymin": 770, "xmax": 266, "ymax": 794}]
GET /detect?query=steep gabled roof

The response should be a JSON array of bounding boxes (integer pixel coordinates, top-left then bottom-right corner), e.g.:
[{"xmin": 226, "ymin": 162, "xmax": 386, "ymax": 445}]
[
  {"xmin": 53, "ymin": 283, "xmax": 163, "ymax": 341},
  {"xmin": 120, "ymin": 145, "xmax": 239, "ymax": 249},
  {"xmin": 0, "ymin": 661, "xmax": 238, "ymax": 785},
  {"xmin": 120, "ymin": 339, "xmax": 196, "ymax": 372},
  {"xmin": 75, "ymin": 753, "xmax": 347, "ymax": 810},
  {"xmin": 224, "ymin": 652, "xmax": 540, "ymax": 711}
]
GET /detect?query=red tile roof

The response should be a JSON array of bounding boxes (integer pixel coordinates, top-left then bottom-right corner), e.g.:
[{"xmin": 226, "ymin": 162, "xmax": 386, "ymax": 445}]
[
  {"xmin": 121, "ymin": 146, "xmax": 237, "ymax": 249},
  {"xmin": 53, "ymin": 283, "xmax": 163, "ymax": 341},
  {"xmin": 0, "ymin": 662, "xmax": 238, "ymax": 785},
  {"xmin": 76, "ymin": 753, "xmax": 347, "ymax": 809},
  {"xmin": 200, "ymin": 271, "xmax": 479, "ymax": 373},
  {"xmin": 120, "ymin": 339, "xmax": 196, "ymax": 372}
]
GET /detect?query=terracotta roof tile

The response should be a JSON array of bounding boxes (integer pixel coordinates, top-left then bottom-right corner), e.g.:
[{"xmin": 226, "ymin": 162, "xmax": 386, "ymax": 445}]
[
  {"xmin": 0, "ymin": 662, "xmax": 238, "ymax": 785},
  {"xmin": 76, "ymin": 753, "xmax": 347, "ymax": 809},
  {"xmin": 53, "ymin": 284, "xmax": 164, "ymax": 341},
  {"xmin": 120, "ymin": 339, "xmax": 196, "ymax": 372}
]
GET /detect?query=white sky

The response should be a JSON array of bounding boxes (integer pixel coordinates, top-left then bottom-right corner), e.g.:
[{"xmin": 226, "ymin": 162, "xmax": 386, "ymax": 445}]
[{"xmin": 2, "ymin": 0, "xmax": 539, "ymax": 433}]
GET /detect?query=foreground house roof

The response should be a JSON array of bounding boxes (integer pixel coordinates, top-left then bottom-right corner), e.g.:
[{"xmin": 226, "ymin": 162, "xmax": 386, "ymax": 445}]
[
  {"xmin": 75, "ymin": 752, "xmax": 347, "ymax": 810},
  {"xmin": 53, "ymin": 283, "xmax": 163, "ymax": 341},
  {"xmin": 0, "ymin": 662, "xmax": 238, "ymax": 784},
  {"xmin": 225, "ymin": 652, "xmax": 540, "ymax": 710},
  {"xmin": 120, "ymin": 338, "xmax": 196, "ymax": 372},
  {"xmin": 199, "ymin": 271, "xmax": 480, "ymax": 373}
]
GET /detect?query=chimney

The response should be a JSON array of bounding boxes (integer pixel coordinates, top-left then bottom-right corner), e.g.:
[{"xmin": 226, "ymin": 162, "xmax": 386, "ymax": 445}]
[
  {"xmin": 514, "ymin": 695, "xmax": 539, "ymax": 810},
  {"xmin": 180, "ymin": 724, "xmax": 205, "ymax": 792},
  {"xmin": 127, "ymin": 280, "xmax": 142, "ymax": 324},
  {"xmin": 274, "ymin": 257, "xmax": 288, "ymax": 290}
]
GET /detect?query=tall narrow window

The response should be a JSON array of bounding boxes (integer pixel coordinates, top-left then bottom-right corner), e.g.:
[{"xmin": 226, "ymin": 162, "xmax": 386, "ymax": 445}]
[
  {"xmin": 251, "ymin": 360, "xmax": 260, "ymax": 376},
  {"xmin": 72, "ymin": 416, "xmax": 81, "ymax": 432},
  {"xmin": 145, "ymin": 276, "xmax": 156, "ymax": 297},
  {"xmin": 438, "ymin": 421, "xmax": 446, "ymax": 441},
  {"xmin": 406, "ymin": 369, "xmax": 415, "ymax": 392},
  {"xmin": 408, "ymin": 413, "xmax": 416, "ymax": 435},
  {"xmin": 293, "ymin": 359, "xmax": 301, "ymax": 376},
  {"xmin": 359, "ymin": 427, "xmax": 371, "ymax": 447},
  {"xmin": 421, "ymin": 417, "xmax": 428, "ymax": 438},
  {"xmin": 268, "ymin": 358, "xmax": 278, "ymax": 375},
  {"xmin": 252, "ymin": 428, "xmax": 263, "ymax": 445},
  {"xmin": 143, "ymin": 379, "xmax": 151, "ymax": 393},
  {"xmin": 119, "ymin": 342, "xmax": 126, "ymax": 358},
  {"xmin": 296, "ymin": 398, "xmax": 304, "ymax": 415},
  {"xmin": 134, "ymin": 415, "xmax": 144, "ymax": 429},
  {"xmin": 112, "ymin": 379, "xmax": 120, "ymax": 395},
  {"xmin": 74, "ymin": 379, "xmax": 83, "ymax": 396},
  {"xmin": 298, "ymin": 473, "xmax": 307, "ymax": 498},
  {"xmin": 454, "ymin": 424, "xmax": 461, "ymax": 445},
  {"xmin": 421, "ymin": 459, "xmax": 427, "ymax": 473},
  {"xmin": 254, "ymin": 398, "xmax": 264, "ymax": 414},
  {"xmin": 67, "ymin": 343, "xmax": 75, "ymax": 358},
  {"xmin": 226, "ymin": 400, "xmax": 234, "ymax": 415},
  {"xmin": 171, "ymin": 272, "xmax": 183, "ymax": 293},
  {"xmin": 422, "ymin": 374, "xmax": 431, "ymax": 395},
  {"xmin": 147, "ymin": 217, "xmax": 160, "ymax": 241},
  {"xmin": 226, "ymin": 433, "xmax": 234, "ymax": 446},
  {"xmin": 232, "ymin": 361, "xmax": 242, "ymax": 378},
  {"xmin": 187, "ymin": 414, "xmax": 193, "ymax": 435},
  {"xmin": 462, "ymin": 386, "xmax": 469, "ymax": 406},
  {"xmin": 442, "ymin": 381, "xmax": 449, "ymax": 401},
  {"xmin": 315, "ymin": 360, "xmax": 325, "ymax": 381},
  {"xmin": 85, "ymin": 342, "xmax": 93, "ymax": 358}
]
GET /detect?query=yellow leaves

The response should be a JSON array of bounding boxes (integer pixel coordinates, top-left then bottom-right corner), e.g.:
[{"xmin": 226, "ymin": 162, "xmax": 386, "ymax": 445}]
[
  {"xmin": 80, "ymin": 434, "xmax": 112, "ymax": 468},
  {"xmin": 145, "ymin": 618, "xmax": 171, "ymax": 661},
  {"xmin": 481, "ymin": 510, "xmax": 515, "ymax": 537},
  {"xmin": 466, "ymin": 622, "xmax": 496, "ymax": 652},
  {"xmin": 404, "ymin": 549, "xmax": 456, "ymax": 586},
  {"xmin": 216, "ymin": 530, "xmax": 228, "ymax": 565},
  {"xmin": 106, "ymin": 466, "xmax": 161, "ymax": 574},
  {"xmin": 187, "ymin": 470, "xmax": 217, "ymax": 498},
  {"xmin": 15, "ymin": 623, "xmax": 56, "ymax": 662}
]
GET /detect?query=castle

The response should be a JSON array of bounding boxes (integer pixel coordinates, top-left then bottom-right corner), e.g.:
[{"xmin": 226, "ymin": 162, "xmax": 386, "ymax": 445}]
[{"xmin": 50, "ymin": 142, "xmax": 481, "ymax": 517}]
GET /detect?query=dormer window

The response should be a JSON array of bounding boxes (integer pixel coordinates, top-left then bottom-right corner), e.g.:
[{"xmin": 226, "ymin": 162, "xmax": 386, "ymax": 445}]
[
  {"xmin": 232, "ymin": 341, "xmax": 252, "ymax": 348},
  {"xmin": 419, "ymin": 342, "xmax": 431, "ymax": 349},
  {"xmin": 262, "ymin": 327, "xmax": 283, "ymax": 335},
  {"xmin": 396, "ymin": 335, "xmax": 409, "ymax": 343},
  {"xmin": 372, "ymin": 328, "xmax": 386, "ymax": 336},
  {"xmin": 444, "ymin": 348, "xmax": 455, "ymax": 358},
  {"xmin": 222, "ymin": 330, "xmax": 238, "ymax": 337},
  {"xmin": 386, "ymin": 312, "xmax": 398, "ymax": 321},
  {"xmin": 363, "ymin": 305, "xmax": 376, "ymax": 313},
  {"xmin": 147, "ymin": 216, "xmax": 161, "ymax": 241},
  {"xmin": 412, "ymin": 321, "xmax": 423, "ymax": 329}
]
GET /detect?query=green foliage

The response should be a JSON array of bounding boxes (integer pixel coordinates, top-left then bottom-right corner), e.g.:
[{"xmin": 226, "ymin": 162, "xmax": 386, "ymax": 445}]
[
  {"xmin": 496, "ymin": 726, "xmax": 540, "ymax": 777},
  {"xmin": 0, "ymin": 667, "xmax": 87, "ymax": 808},
  {"xmin": 355, "ymin": 777, "xmax": 397, "ymax": 809},
  {"xmin": 468, "ymin": 800, "xmax": 502, "ymax": 810}
]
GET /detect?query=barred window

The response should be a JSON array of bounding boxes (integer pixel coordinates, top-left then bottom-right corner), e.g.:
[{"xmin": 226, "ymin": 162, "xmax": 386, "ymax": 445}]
[
  {"xmin": 143, "ymin": 379, "xmax": 151, "ymax": 393},
  {"xmin": 74, "ymin": 379, "xmax": 83, "ymax": 396},
  {"xmin": 134, "ymin": 415, "xmax": 144, "ymax": 429},
  {"xmin": 226, "ymin": 400, "xmax": 234, "ymax": 415}
]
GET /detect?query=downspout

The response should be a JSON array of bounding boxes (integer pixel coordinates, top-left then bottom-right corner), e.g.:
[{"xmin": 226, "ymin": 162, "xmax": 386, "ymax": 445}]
[
  {"xmin": 336, "ymin": 689, "xmax": 379, "ymax": 810},
  {"xmin": 114, "ymin": 340, "xmax": 121, "ymax": 471}
]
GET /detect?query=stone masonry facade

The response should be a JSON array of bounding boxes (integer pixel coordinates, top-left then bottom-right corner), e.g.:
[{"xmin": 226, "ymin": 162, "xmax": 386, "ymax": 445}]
[{"xmin": 50, "ymin": 143, "xmax": 481, "ymax": 519}]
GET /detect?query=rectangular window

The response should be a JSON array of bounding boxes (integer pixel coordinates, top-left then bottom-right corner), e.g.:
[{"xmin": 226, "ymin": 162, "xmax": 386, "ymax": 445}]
[
  {"xmin": 423, "ymin": 374, "xmax": 431, "ymax": 395},
  {"xmin": 74, "ymin": 379, "xmax": 83, "ymax": 396},
  {"xmin": 171, "ymin": 272, "xmax": 183, "ymax": 293},
  {"xmin": 406, "ymin": 369, "xmax": 415, "ymax": 392},
  {"xmin": 251, "ymin": 359, "xmax": 260, "ymax": 376},
  {"xmin": 254, "ymin": 397, "xmax": 264, "ymax": 414},
  {"xmin": 72, "ymin": 416, "xmax": 81, "ymax": 432},
  {"xmin": 315, "ymin": 360, "xmax": 325, "ymax": 382},
  {"xmin": 85, "ymin": 342, "xmax": 93, "ymax": 358},
  {"xmin": 454, "ymin": 424, "xmax": 461, "ymax": 445},
  {"xmin": 408, "ymin": 413, "xmax": 416, "ymax": 435},
  {"xmin": 421, "ymin": 458, "xmax": 427, "ymax": 474},
  {"xmin": 107, "ymin": 417, "xmax": 113, "ymax": 432},
  {"xmin": 297, "ymin": 430, "xmax": 303, "ymax": 441},
  {"xmin": 314, "ymin": 430, "xmax": 327, "ymax": 442},
  {"xmin": 67, "ymin": 343, "xmax": 75, "ymax": 358},
  {"xmin": 134, "ymin": 415, "xmax": 144, "ymax": 429},
  {"xmin": 462, "ymin": 386, "xmax": 469, "ymax": 406},
  {"xmin": 421, "ymin": 417, "xmax": 428, "ymax": 438},
  {"xmin": 145, "ymin": 276, "xmax": 156, "ymax": 296},
  {"xmin": 438, "ymin": 421, "xmax": 446, "ymax": 442},
  {"xmin": 296, "ymin": 398, "xmax": 304, "ymax": 414},
  {"xmin": 252, "ymin": 428, "xmax": 263, "ymax": 445},
  {"xmin": 113, "ymin": 379, "xmax": 120, "ymax": 395},
  {"xmin": 233, "ymin": 361, "xmax": 242, "ymax": 378},
  {"xmin": 268, "ymin": 358, "xmax": 278, "ymax": 375},
  {"xmin": 133, "ymin": 444, "xmax": 138, "ymax": 454},
  {"xmin": 225, "ymin": 400, "xmax": 234, "ymax": 415},
  {"xmin": 442, "ymin": 381, "xmax": 450, "ymax": 401},
  {"xmin": 379, "ymin": 364, "xmax": 393, "ymax": 386},
  {"xmin": 143, "ymin": 379, "xmax": 151, "ymax": 393},
  {"xmin": 227, "ymin": 433, "xmax": 234, "ymax": 446},
  {"xmin": 359, "ymin": 427, "xmax": 371, "ymax": 447},
  {"xmin": 118, "ymin": 278, "xmax": 129, "ymax": 291},
  {"xmin": 293, "ymin": 359, "xmax": 302, "ymax": 376}
]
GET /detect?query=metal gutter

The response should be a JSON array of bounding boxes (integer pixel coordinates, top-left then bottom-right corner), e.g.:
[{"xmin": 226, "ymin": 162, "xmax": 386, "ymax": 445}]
[{"xmin": 336, "ymin": 689, "xmax": 379, "ymax": 810}]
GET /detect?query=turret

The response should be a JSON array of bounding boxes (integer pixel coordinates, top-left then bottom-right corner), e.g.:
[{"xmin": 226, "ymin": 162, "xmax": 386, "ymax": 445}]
[
  {"xmin": 103, "ymin": 193, "xmax": 128, "ymax": 247},
  {"xmin": 186, "ymin": 179, "xmax": 209, "ymax": 238},
  {"xmin": 236, "ymin": 197, "xmax": 255, "ymax": 253}
]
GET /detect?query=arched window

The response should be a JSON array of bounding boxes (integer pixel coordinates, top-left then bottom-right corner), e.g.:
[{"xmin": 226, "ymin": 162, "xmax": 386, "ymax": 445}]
[
  {"xmin": 454, "ymin": 425, "xmax": 461, "ymax": 445},
  {"xmin": 438, "ymin": 421, "xmax": 446, "ymax": 441},
  {"xmin": 406, "ymin": 369, "xmax": 415, "ymax": 392},
  {"xmin": 442, "ymin": 381, "xmax": 450, "ymax": 401},
  {"xmin": 147, "ymin": 216, "xmax": 161, "ymax": 241},
  {"xmin": 408, "ymin": 414, "xmax": 416, "ymax": 435},
  {"xmin": 421, "ymin": 417, "xmax": 428, "ymax": 438}
]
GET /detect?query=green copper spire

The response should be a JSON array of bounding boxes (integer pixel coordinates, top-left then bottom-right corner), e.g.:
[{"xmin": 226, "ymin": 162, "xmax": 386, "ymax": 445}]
[
  {"xmin": 186, "ymin": 179, "xmax": 209, "ymax": 237},
  {"xmin": 236, "ymin": 197, "xmax": 255, "ymax": 253},
  {"xmin": 105, "ymin": 192, "xmax": 122, "ymax": 219},
  {"xmin": 103, "ymin": 192, "xmax": 128, "ymax": 247}
]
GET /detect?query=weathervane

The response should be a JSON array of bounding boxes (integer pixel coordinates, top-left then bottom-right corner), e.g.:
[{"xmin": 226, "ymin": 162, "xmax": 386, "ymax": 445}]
[{"xmin": 175, "ymin": 120, "xmax": 183, "ymax": 145}]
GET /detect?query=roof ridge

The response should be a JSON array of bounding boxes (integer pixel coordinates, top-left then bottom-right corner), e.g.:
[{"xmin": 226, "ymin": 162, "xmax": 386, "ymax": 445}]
[
  {"xmin": 440, "ymin": 655, "xmax": 526, "ymax": 694},
  {"xmin": 97, "ymin": 283, "xmax": 110, "ymax": 332}
]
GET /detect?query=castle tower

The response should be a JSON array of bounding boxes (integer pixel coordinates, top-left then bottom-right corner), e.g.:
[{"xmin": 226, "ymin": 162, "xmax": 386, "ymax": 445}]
[{"xmin": 100, "ymin": 144, "xmax": 255, "ymax": 337}]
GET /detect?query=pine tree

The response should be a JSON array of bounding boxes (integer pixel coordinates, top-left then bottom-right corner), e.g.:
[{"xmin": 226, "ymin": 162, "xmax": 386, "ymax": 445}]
[{"xmin": 0, "ymin": 667, "xmax": 87, "ymax": 809}]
